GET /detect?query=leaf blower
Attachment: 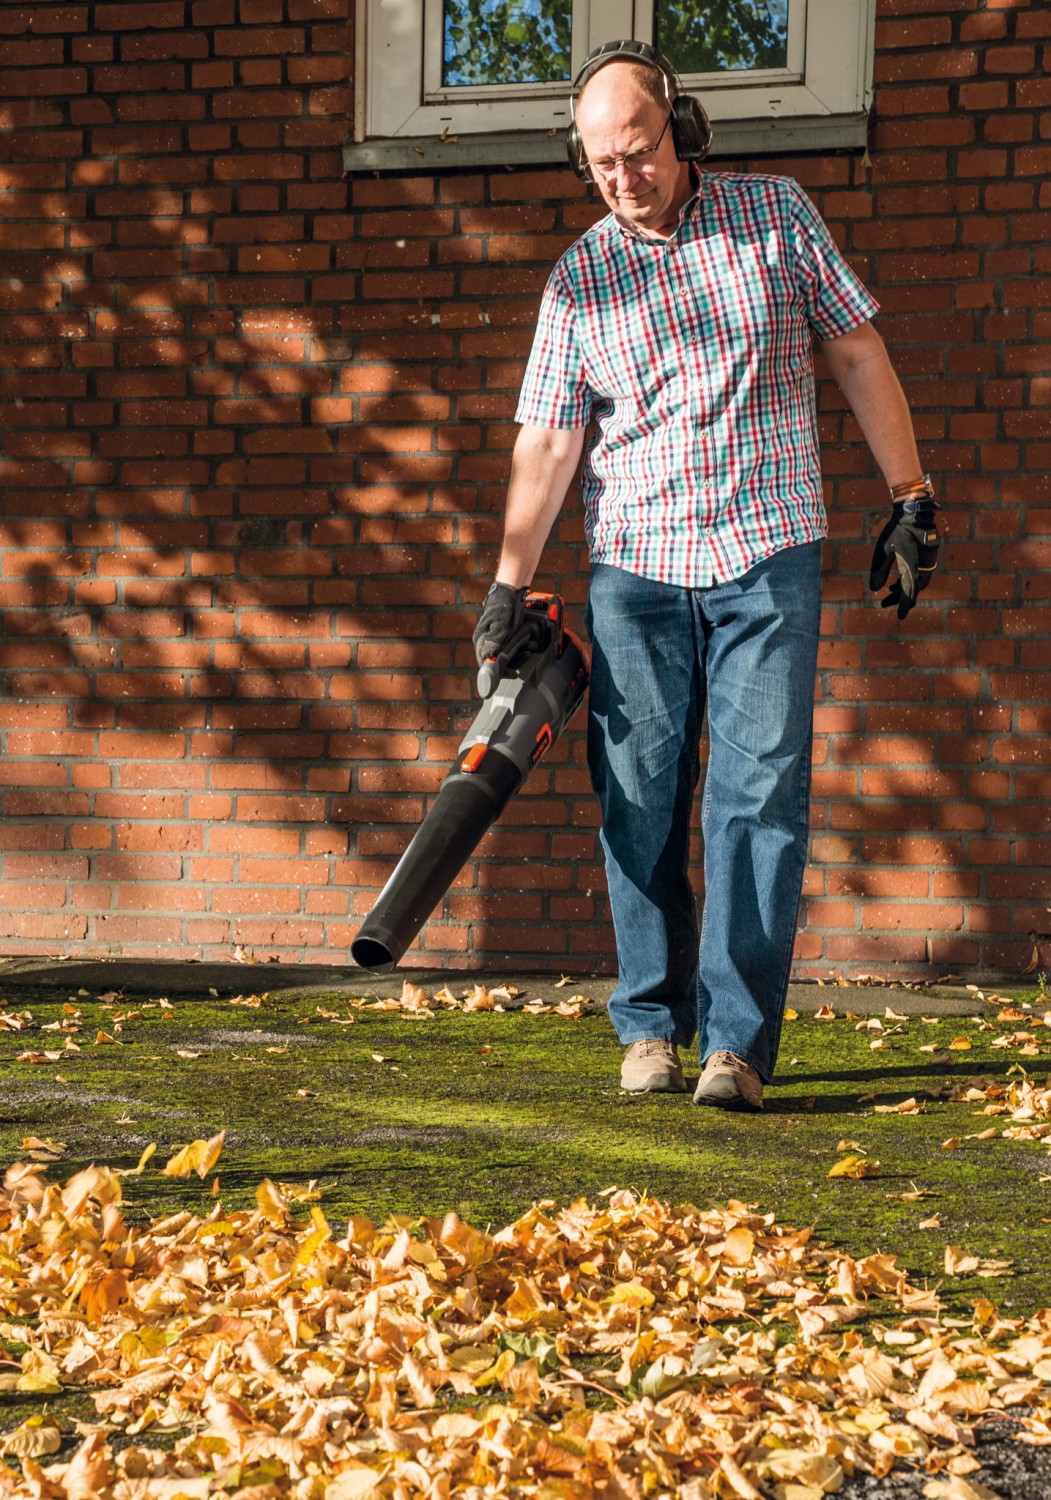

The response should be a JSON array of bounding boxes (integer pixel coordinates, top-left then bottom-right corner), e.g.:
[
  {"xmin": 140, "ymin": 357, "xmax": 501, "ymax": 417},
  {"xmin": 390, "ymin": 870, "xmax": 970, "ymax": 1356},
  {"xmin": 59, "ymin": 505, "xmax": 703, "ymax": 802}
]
[{"xmin": 350, "ymin": 593, "xmax": 589, "ymax": 973}]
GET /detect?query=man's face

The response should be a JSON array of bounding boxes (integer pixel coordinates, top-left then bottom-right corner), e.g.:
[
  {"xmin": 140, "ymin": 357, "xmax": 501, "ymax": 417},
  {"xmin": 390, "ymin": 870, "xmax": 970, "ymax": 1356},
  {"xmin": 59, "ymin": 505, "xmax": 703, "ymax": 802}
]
[{"xmin": 575, "ymin": 63, "xmax": 693, "ymax": 237}]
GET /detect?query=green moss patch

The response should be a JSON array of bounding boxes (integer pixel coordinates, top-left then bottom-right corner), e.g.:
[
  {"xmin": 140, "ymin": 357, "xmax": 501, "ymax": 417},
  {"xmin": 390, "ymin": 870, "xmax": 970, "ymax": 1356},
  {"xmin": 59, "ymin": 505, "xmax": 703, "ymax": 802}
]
[{"xmin": 3, "ymin": 983, "xmax": 1050, "ymax": 1323}]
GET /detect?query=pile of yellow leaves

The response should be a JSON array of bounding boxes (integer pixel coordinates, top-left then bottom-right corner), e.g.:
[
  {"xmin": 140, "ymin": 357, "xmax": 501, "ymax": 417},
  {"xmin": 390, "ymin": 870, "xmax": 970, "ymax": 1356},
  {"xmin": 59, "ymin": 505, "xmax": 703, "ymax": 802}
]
[
  {"xmin": 943, "ymin": 1069, "xmax": 1051, "ymax": 1152},
  {"xmin": 3, "ymin": 1162, "xmax": 1051, "ymax": 1500}
]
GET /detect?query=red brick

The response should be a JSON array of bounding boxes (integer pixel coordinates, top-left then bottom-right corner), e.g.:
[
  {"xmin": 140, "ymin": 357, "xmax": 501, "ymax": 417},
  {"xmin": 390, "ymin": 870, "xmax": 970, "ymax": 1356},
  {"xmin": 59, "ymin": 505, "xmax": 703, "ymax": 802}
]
[{"xmin": 877, "ymin": 17, "xmax": 953, "ymax": 47}]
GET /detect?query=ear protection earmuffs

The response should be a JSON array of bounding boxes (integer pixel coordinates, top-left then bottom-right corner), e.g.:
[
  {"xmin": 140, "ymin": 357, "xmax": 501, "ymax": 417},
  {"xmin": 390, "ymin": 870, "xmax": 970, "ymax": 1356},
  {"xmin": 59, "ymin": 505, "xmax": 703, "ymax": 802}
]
[{"xmin": 566, "ymin": 38, "xmax": 713, "ymax": 181}]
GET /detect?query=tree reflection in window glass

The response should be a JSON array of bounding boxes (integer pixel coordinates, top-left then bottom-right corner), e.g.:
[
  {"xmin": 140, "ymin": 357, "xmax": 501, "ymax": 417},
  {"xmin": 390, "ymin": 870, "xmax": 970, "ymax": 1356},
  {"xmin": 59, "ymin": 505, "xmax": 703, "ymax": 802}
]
[
  {"xmin": 443, "ymin": 0, "xmax": 573, "ymax": 86},
  {"xmin": 656, "ymin": 0, "xmax": 789, "ymax": 74}
]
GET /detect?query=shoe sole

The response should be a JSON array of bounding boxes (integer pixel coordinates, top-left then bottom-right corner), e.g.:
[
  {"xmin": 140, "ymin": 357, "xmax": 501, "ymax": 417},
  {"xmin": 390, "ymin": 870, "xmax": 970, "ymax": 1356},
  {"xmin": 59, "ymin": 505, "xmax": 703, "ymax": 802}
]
[
  {"xmin": 621, "ymin": 1073, "xmax": 687, "ymax": 1093},
  {"xmin": 692, "ymin": 1081, "xmax": 762, "ymax": 1112}
]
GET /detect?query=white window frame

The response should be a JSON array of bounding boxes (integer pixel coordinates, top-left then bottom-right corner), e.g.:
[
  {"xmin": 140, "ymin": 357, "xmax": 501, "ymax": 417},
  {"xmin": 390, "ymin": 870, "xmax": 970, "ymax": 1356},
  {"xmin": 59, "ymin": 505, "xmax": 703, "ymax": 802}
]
[{"xmin": 349, "ymin": 0, "xmax": 875, "ymax": 168}]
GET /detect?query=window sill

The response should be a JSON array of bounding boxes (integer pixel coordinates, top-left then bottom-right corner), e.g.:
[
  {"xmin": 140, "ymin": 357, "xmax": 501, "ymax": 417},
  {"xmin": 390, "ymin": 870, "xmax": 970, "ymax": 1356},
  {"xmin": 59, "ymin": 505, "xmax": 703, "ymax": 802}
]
[{"xmin": 342, "ymin": 114, "xmax": 870, "ymax": 175}]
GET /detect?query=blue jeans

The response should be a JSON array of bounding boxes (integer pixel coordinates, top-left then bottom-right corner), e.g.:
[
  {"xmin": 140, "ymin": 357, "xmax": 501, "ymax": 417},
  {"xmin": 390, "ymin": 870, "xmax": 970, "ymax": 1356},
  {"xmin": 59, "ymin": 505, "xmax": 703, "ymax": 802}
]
[{"xmin": 585, "ymin": 543, "xmax": 822, "ymax": 1083}]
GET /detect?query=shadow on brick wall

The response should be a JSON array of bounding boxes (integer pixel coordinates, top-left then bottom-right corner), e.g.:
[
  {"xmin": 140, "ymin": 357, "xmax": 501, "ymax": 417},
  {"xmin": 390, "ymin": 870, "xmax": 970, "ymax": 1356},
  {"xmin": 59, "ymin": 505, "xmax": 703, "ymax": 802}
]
[{"xmin": 1, "ymin": 0, "xmax": 1048, "ymax": 981}]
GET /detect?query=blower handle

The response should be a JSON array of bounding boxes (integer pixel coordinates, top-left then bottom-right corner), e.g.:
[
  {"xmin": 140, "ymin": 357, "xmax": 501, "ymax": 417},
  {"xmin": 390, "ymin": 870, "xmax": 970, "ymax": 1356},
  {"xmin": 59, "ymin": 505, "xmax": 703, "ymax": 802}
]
[{"xmin": 475, "ymin": 593, "xmax": 564, "ymax": 699}]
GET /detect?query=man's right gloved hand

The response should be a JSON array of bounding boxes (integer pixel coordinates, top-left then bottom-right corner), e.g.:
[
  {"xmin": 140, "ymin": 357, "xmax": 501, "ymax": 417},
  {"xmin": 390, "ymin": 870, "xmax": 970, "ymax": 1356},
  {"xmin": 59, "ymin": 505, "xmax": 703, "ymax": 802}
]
[{"xmin": 473, "ymin": 582, "xmax": 526, "ymax": 667}]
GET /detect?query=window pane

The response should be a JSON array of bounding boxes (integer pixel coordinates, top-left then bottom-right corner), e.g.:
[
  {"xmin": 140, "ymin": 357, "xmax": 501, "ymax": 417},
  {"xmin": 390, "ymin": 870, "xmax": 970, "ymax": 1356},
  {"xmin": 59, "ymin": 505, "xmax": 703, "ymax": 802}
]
[
  {"xmin": 656, "ymin": 0, "xmax": 789, "ymax": 74},
  {"xmin": 442, "ymin": 0, "xmax": 572, "ymax": 87}
]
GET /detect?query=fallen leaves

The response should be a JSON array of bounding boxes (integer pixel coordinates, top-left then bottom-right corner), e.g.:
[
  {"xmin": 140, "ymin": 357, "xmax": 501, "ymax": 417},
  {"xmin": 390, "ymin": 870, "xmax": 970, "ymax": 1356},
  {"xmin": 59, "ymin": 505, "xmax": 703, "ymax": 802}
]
[
  {"xmin": 19, "ymin": 1136, "xmax": 66, "ymax": 1163},
  {"xmin": 3, "ymin": 1156, "xmax": 1050, "ymax": 1499},
  {"xmin": 5, "ymin": 986, "xmax": 1051, "ymax": 1496},
  {"xmin": 944, "ymin": 1246, "xmax": 1015, "ymax": 1279},
  {"xmin": 340, "ymin": 980, "xmax": 595, "ymax": 1019}
]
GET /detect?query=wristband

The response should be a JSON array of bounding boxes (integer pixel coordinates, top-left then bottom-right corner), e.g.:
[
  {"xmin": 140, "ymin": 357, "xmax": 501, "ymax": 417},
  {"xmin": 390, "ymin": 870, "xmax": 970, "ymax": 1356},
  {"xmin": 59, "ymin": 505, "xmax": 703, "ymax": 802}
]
[{"xmin": 890, "ymin": 474, "xmax": 935, "ymax": 503}]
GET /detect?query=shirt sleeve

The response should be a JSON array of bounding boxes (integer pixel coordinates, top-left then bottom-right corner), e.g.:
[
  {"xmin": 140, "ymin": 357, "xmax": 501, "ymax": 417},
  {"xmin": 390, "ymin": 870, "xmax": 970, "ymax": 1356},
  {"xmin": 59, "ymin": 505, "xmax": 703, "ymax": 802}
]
[
  {"xmin": 515, "ymin": 263, "xmax": 593, "ymax": 429},
  {"xmin": 786, "ymin": 179, "xmax": 879, "ymax": 340}
]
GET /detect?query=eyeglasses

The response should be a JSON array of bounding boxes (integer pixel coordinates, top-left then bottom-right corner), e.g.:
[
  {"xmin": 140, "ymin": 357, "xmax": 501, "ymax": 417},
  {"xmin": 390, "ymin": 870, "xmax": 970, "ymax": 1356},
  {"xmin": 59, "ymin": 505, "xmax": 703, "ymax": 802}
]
[{"xmin": 586, "ymin": 114, "xmax": 672, "ymax": 182}]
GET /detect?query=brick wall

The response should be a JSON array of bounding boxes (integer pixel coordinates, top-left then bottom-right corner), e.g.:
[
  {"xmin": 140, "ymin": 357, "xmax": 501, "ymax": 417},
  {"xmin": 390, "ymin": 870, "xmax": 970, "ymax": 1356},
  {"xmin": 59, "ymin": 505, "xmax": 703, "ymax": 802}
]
[{"xmin": 1, "ymin": 0, "xmax": 1048, "ymax": 977}]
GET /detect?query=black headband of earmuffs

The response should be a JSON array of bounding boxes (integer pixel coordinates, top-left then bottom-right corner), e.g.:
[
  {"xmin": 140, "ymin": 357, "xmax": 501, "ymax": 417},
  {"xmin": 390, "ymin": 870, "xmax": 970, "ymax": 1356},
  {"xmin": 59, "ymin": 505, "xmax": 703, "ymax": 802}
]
[{"xmin": 566, "ymin": 38, "xmax": 713, "ymax": 181}]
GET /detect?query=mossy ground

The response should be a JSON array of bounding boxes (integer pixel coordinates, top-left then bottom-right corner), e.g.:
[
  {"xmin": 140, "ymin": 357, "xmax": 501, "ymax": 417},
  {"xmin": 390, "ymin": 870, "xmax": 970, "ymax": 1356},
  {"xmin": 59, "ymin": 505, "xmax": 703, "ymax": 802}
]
[{"xmin": 3, "ymin": 978, "xmax": 1051, "ymax": 1435}]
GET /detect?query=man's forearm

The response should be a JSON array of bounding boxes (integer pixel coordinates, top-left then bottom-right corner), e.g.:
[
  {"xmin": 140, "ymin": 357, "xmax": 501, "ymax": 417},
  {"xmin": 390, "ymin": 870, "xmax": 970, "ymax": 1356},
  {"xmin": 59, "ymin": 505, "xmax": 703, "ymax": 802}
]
[
  {"xmin": 495, "ymin": 424, "xmax": 586, "ymax": 588},
  {"xmin": 820, "ymin": 322, "xmax": 924, "ymax": 490}
]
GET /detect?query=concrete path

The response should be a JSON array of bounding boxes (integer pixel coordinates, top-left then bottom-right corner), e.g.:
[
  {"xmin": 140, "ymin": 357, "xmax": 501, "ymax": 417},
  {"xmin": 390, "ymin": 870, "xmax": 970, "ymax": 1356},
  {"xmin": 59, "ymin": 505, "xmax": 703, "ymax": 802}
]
[{"xmin": 0, "ymin": 954, "xmax": 1020, "ymax": 1015}]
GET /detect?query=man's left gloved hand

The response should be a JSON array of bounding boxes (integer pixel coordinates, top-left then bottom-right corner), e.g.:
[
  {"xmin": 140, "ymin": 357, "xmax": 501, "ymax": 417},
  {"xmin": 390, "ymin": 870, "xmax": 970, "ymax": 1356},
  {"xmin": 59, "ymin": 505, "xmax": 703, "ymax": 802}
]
[{"xmin": 869, "ymin": 485, "xmax": 941, "ymax": 621}]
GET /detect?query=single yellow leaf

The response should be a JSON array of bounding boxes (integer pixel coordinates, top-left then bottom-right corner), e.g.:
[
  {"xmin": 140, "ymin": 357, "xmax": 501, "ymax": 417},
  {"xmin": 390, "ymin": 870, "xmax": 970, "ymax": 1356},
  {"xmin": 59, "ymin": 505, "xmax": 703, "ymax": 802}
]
[
  {"xmin": 256, "ymin": 1178, "xmax": 290, "ymax": 1224},
  {"xmin": 16, "ymin": 1351, "xmax": 62, "ymax": 1395},
  {"xmin": 829, "ymin": 1155, "xmax": 880, "ymax": 1179},
  {"xmin": 463, "ymin": 983, "xmax": 495, "ymax": 1011},
  {"xmin": 80, "ymin": 1268, "xmax": 129, "ymax": 1323},
  {"xmin": 399, "ymin": 979, "xmax": 430, "ymax": 1010},
  {"xmin": 118, "ymin": 1142, "xmax": 157, "ymax": 1178},
  {"xmin": 326, "ymin": 1468, "xmax": 384, "ymax": 1499},
  {"xmin": 447, "ymin": 1345, "xmax": 499, "ymax": 1373},
  {"xmin": 473, "ymin": 1347, "xmax": 515, "ymax": 1390},
  {"xmin": 162, "ymin": 1129, "xmax": 226, "ymax": 1180},
  {"xmin": 118, "ymin": 1327, "xmax": 171, "ymax": 1369},
  {"xmin": 505, "ymin": 1277, "xmax": 549, "ymax": 1322},
  {"xmin": 20, "ymin": 1136, "xmax": 66, "ymax": 1155},
  {"xmin": 717, "ymin": 1226, "xmax": 755, "ymax": 1266},
  {"xmin": 757, "ymin": 1447, "xmax": 844, "ymax": 1489},
  {"xmin": 605, "ymin": 1281, "xmax": 656, "ymax": 1310},
  {"xmin": 945, "ymin": 1246, "xmax": 980, "ymax": 1276},
  {"xmin": 0, "ymin": 1417, "xmax": 62, "ymax": 1459},
  {"xmin": 948, "ymin": 1036, "xmax": 972, "ymax": 1051},
  {"xmin": 923, "ymin": 1476, "xmax": 1006, "ymax": 1499},
  {"xmin": 293, "ymin": 1206, "xmax": 331, "ymax": 1269}
]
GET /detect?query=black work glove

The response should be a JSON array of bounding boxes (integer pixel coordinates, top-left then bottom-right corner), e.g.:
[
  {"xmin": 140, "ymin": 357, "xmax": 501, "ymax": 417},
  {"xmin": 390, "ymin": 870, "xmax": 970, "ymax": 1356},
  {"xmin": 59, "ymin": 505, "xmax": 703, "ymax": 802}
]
[
  {"xmin": 473, "ymin": 582, "xmax": 526, "ymax": 667},
  {"xmin": 868, "ymin": 498, "xmax": 941, "ymax": 620}
]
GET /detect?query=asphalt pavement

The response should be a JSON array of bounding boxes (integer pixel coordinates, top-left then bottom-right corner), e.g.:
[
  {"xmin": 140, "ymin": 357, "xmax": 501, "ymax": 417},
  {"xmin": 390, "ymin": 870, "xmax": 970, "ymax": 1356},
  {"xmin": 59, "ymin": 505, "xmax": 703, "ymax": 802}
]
[{"xmin": 0, "ymin": 954, "xmax": 1014, "ymax": 1014}]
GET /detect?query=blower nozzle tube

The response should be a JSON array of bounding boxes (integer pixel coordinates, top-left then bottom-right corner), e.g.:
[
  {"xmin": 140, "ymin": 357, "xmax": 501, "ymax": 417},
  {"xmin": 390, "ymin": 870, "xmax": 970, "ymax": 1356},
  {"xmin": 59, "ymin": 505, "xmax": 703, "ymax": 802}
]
[{"xmin": 351, "ymin": 594, "xmax": 588, "ymax": 973}]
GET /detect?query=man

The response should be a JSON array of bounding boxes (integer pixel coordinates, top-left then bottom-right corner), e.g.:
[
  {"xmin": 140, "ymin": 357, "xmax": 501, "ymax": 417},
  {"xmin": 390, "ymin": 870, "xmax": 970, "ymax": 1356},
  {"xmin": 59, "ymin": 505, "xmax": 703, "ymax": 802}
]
[{"xmin": 473, "ymin": 41, "xmax": 940, "ymax": 1112}]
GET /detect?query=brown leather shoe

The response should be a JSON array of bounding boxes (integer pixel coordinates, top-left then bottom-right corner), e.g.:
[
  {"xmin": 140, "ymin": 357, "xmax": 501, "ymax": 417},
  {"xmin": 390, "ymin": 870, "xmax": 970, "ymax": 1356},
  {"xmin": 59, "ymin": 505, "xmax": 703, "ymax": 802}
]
[
  {"xmin": 620, "ymin": 1039, "xmax": 686, "ymax": 1093},
  {"xmin": 692, "ymin": 1050, "xmax": 763, "ymax": 1112}
]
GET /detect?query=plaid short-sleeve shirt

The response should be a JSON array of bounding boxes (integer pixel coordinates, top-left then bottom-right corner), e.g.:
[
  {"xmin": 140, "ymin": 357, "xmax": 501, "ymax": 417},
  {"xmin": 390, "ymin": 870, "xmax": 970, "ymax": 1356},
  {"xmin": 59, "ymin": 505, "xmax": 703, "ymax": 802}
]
[{"xmin": 515, "ymin": 171, "xmax": 879, "ymax": 589}]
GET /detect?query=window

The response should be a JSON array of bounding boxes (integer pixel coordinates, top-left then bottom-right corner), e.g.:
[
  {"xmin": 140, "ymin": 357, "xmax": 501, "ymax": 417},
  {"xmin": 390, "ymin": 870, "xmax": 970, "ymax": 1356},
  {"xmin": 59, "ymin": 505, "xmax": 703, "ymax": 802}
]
[{"xmin": 347, "ymin": 0, "xmax": 875, "ymax": 169}]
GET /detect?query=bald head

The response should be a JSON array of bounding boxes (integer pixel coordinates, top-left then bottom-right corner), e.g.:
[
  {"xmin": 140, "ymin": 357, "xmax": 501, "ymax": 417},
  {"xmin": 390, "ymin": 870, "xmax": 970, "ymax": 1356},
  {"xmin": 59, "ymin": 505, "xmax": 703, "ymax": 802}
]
[
  {"xmin": 577, "ymin": 55, "xmax": 671, "ymax": 114},
  {"xmin": 575, "ymin": 58, "xmax": 671, "ymax": 140},
  {"xmin": 573, "ymin": 59, "xmax": 692, "ymax": 240}
]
